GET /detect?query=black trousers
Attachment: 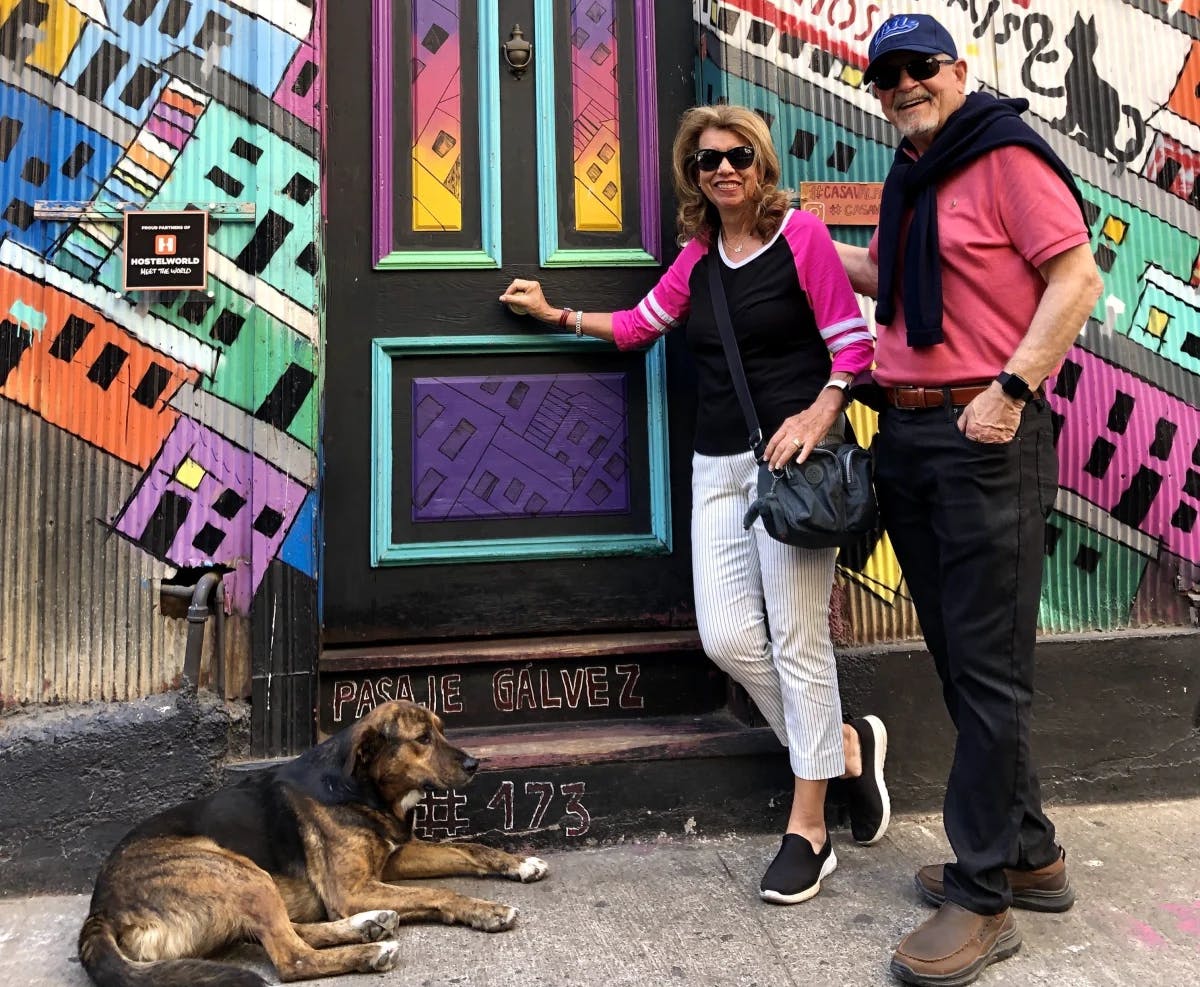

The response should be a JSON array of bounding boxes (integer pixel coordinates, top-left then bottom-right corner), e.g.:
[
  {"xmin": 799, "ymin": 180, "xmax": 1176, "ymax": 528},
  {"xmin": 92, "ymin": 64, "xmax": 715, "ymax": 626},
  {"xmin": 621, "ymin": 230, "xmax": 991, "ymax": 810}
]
[{"xmin": 874, "ymin": 399, "xmax": 1061, "ymax": 915}]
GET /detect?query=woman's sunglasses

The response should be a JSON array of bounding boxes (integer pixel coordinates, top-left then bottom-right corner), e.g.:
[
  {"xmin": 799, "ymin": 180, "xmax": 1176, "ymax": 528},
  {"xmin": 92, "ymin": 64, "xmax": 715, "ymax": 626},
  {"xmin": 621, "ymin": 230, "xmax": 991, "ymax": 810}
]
[
  {"xmin": 869, "ymin": 55, "xmax": 955, "ymax": 91},
  {"xmin": 692, "ymin": 145, "xmax": 755, "ymax": 172}
]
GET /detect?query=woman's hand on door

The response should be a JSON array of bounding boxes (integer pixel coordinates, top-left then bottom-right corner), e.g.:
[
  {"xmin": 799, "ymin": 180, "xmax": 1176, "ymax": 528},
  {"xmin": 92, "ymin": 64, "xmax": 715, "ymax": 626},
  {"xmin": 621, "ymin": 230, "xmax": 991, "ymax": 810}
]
[{"xmin": 500, "ymin": 279, "xmax": 556, "ymax": 323}]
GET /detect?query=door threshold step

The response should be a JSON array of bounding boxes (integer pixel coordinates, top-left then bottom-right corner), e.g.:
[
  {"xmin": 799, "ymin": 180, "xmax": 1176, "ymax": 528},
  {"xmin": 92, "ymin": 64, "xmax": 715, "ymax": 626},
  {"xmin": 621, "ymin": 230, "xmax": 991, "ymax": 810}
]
[
  {"xmin": 452, "ymin": 711, "xmax": 779, "ymax": 771},
  {"xmin": 319, "ymin": 629, "xmax": 703, "ymax": 672}
]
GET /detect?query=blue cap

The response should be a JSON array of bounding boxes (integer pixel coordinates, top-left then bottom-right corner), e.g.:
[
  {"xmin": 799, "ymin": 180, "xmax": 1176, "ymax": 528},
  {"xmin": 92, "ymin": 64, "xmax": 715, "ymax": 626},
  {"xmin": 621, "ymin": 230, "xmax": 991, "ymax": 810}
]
[{"xmin": 863, "ymin": 14, "xmax": 958, "ymax": 83}]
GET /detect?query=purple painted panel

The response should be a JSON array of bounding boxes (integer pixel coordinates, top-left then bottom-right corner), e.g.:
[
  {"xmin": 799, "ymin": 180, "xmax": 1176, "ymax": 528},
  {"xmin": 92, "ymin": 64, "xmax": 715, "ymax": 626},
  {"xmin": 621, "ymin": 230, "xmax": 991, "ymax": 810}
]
[
  {"xmin": 411, "ymin": 373, "xmax": 631, "ymax": 521},
  {"xmin": 114, "ymin": 417, "xmax": 310, "ymax": 614}
]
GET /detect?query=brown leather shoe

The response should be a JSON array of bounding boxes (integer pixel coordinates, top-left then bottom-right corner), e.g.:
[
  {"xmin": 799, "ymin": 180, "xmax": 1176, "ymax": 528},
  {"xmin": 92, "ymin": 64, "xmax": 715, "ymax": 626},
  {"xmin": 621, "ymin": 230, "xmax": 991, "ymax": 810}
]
[
  {"xmin": 890, "ymin": 902, "xmax": 1021, "ymax": 986},
  {"xmin": 914, "ymin": 847, "xmax": 1075, "ymax": 912}
]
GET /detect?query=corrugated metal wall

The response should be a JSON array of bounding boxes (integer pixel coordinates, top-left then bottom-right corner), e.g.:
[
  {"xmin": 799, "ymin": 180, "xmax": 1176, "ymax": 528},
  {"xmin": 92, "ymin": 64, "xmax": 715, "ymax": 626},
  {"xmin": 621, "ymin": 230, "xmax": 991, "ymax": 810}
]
[
  {"xmin": 0, "ymin": 0, "xmax": 321, "ymax": 707},
  {"xmin": 698, "ymin": 0, "xmax": 1199, "ymax": 642}
]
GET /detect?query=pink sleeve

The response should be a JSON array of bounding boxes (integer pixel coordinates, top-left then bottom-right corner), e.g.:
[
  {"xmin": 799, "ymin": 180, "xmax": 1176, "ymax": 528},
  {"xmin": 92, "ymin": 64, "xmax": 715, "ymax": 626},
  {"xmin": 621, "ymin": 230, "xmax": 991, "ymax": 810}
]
[
  {"xmin": 611, "ymin": 240, "xmax": 706, "ymax": 351},
  {"xmin": 993, "ymin": 146, "xmax": 1091, "ymax": 269},
  {"xmin": 782, "ymin": 210, "xmax": 875, "ymax": 376}
]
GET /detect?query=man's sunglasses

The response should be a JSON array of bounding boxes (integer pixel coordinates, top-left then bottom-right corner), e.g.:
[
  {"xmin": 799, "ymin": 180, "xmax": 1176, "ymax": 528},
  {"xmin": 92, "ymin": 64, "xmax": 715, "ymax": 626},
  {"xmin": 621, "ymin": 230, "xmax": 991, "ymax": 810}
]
[
  {"xmin": 692, "ymin": 145, "xmax": 756, "ymax": 172},
  {"xmin": 870, "ymin": 56, "xmax": 956, "ymax": 91}
]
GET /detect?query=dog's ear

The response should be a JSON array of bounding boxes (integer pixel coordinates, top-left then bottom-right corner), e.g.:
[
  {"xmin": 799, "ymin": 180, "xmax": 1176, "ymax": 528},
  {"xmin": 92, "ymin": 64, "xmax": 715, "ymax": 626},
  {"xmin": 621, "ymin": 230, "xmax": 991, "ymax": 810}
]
[{"xmin": 344, "ymin": 723, "xmax": 388, "ymax": 777}]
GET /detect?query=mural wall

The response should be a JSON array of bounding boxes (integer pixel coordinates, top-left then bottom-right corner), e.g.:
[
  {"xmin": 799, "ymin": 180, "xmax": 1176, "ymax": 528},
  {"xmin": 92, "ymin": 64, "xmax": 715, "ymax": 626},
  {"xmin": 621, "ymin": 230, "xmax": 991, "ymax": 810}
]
[
  {"xmin": 697, "ymin": 0, "xmax": 1200, "ymax": 637},
  {"xmin": 0, "ymin": 0, "xmax": 321, "ymax": 706}
]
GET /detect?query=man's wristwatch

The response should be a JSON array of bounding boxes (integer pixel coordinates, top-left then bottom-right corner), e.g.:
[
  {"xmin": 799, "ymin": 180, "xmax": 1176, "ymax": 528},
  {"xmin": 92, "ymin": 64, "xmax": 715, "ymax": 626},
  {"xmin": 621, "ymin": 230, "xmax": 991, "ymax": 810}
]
[{"xmin": 995, "ymin": 371, "xmax": 1037, "ymax": 403}]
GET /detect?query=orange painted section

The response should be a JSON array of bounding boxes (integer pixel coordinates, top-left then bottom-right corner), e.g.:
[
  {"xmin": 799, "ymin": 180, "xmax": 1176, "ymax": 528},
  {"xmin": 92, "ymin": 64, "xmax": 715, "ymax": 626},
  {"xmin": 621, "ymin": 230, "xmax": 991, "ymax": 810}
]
[
  {"xmin": 161, "ymin": 87, "xmax": 205, "ymax": 118},
  {"xmin": 1168, "ymin": 41, "xmax": 1200, "ymax": 126},
  {"xmin": 0, "ymin": 269, "xmax": 196, "ymax": 469},
  {"xmin": 127, "ymin": 141, "xmax": 171, "ymax": 179}
]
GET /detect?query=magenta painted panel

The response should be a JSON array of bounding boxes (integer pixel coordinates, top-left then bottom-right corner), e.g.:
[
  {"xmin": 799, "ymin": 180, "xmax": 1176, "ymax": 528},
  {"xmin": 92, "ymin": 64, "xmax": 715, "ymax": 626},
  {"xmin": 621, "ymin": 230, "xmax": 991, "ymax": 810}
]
[
  {"xmin": 412, "ymin": 0, "xmax": 463, "ymax": 231},
  {"xmin": 1048, "ymin": 346, "xmax": 1200, "ymax": 563},
  {"xmin": 571, "ymin": 0, "xmax": 622, "ymax": 231},
  {"xmin": 114, "ymin": 418, "xmax": 310, "ymax": 614},
  {"xmin": 274, "ymin": 5, "xmax": 323, "ymax": 130}
]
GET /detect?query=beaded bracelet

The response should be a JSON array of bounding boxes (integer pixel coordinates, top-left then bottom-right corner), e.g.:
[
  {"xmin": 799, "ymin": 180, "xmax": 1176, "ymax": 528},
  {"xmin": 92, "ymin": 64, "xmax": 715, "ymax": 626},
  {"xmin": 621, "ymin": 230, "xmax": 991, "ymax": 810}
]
[
  {"xmin": 574, "ymin": 309, "xmax": 584, "ymax": 337},
  {"xmin": 557, "ymin": 307, "xmax": 573, "ymax": 329}
]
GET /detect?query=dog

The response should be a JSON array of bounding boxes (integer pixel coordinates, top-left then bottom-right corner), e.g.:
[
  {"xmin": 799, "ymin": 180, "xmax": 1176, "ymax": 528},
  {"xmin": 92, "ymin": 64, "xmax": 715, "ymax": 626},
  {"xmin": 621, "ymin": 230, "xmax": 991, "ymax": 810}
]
[{"xmin": 78, "ymin": 700, "xmax": 548, "ymax": 986}]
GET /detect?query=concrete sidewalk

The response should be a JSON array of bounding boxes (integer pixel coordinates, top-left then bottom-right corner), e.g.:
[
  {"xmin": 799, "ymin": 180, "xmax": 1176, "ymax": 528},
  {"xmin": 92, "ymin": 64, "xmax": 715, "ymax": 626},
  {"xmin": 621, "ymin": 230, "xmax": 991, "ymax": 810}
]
[{"xmin": 2, "ymin": 798, "xmax": 1197, "ymax": 987}]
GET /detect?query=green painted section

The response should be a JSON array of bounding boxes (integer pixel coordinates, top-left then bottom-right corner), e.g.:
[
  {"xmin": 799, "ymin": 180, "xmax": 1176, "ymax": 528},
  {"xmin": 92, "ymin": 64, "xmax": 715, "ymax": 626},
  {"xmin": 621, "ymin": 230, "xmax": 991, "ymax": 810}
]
[
  {"xmin": 375, "ymin": 250, "xmax": 500, "ymax": 270},
  {"xmin": 92, "ymin": 258, "xmax": 317, "ymax": 450},
  {"xmin": 1079, "ymin": 179, "xmax": 1198, "ymax": 333},
  {"xmin": 1129, "ymin": 278, "xmax": 1200, "ymax": 378},
  {"xmin": 541, "ymin": 249, "xmax": 660, "ymax": 267},
  {"xmin": 151, "ymin": 102, "xmax": 320, "ymax": 311},
  {"xmin": 1040, "ymin": 513, "xmax": 1148, "ymax": 633}
]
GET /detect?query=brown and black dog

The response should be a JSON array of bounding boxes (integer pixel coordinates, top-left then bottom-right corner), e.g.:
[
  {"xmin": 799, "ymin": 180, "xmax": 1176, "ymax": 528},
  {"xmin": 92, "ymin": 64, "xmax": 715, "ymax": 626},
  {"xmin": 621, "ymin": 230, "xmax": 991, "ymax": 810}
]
[{"xmin": 78, "ymin": 700, "xmax": 548, "ymax": 986}]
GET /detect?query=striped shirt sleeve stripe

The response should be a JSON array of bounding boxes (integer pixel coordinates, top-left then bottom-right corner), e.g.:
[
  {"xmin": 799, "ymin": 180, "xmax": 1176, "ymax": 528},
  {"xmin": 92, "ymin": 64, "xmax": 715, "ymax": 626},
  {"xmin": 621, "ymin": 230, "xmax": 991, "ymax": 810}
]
[
  {"xmin": 825, "ymin": 328, "xmax": 875, "ymax": 353},
  {"xmin": 639, "ymin": 292, "xmax": 677, "ymax": 333}
]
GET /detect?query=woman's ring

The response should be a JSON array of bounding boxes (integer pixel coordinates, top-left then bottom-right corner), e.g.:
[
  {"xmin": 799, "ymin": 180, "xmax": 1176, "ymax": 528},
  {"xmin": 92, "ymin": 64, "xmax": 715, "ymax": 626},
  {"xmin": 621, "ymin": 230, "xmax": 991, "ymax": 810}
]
[{"xmin": 791, "ymin": 437, "xmax": 801, "ymax": 448}]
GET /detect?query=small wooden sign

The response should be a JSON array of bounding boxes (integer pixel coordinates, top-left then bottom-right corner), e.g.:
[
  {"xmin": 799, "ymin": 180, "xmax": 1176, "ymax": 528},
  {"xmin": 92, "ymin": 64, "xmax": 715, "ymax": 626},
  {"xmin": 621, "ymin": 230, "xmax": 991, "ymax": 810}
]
[
  {"xmin": 123, "ymin": 209, "xmax": 208, "ymax": 290},
  {"xmin": 800, "ymin": 182, "xmax": 883, "ymax": 226}
]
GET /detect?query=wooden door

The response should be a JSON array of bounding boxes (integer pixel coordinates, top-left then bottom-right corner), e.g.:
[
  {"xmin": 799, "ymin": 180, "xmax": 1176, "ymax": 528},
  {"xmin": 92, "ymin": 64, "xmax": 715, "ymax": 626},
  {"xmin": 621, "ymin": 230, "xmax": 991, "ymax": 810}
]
[{"xmin": 323, "ymin": 1, "xmax": 697, "ymax": 644}]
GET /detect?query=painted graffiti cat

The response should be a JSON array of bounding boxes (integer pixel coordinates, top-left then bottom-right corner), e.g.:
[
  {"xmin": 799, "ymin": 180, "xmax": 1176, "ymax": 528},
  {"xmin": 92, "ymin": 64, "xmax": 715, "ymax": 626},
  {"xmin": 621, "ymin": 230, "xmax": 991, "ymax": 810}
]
[{"xmin": 1054, "ymin": 12, "xmax": 1145, "ymax": 164}]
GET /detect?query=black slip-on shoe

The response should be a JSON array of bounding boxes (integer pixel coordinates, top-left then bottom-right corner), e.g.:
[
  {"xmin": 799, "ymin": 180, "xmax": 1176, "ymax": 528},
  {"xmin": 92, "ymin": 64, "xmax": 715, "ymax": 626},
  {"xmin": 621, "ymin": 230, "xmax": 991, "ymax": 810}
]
[
  {"xmin": 846, "ymin": 714, "xmax": 890, "ymax": 845},
  {"xmin": 759, "ymin": 833, "xmax": 837, "ymax": 905}
]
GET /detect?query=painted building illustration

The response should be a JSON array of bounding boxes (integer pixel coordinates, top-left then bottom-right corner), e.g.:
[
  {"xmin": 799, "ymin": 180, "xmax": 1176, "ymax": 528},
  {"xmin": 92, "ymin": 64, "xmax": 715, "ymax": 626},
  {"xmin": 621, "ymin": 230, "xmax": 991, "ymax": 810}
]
[{"xmin": 0, "ymin": 0, "xmax": 1195, "ymax": 741}]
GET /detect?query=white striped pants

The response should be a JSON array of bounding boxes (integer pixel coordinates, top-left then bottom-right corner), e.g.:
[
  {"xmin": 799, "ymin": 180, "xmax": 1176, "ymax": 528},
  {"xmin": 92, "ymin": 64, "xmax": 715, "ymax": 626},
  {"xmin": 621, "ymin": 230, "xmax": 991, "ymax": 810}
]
[{"xmin": 691, "ymin": 450, "xmax": 845, "ymax": 780}]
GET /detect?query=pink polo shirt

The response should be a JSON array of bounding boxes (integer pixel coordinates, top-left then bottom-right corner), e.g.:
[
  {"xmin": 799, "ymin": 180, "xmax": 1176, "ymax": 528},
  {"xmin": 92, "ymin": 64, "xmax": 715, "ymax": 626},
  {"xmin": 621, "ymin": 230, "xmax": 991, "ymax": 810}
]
[{"xmin": 867, "ymin": 144, "xmax": 1091, "ymax": 387}]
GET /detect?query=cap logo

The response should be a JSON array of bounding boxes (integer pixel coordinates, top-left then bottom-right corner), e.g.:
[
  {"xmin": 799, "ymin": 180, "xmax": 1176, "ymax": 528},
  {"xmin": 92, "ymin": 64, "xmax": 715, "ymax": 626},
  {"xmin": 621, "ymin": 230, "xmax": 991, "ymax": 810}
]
[{"xmin": 871, "ymin": 15, "xmax": 921, "ymax": 54}]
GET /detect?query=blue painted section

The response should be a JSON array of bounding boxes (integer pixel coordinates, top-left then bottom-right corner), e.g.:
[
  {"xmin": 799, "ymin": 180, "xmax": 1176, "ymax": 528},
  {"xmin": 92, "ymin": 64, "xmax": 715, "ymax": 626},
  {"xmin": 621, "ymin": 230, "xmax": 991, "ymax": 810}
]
[
  {"xmin": 0, "ymin": 83, "xmax": 120, "ymax": 250},
  {"xmin": 280, "ymin": 489, "xmax": 318, "ymax": 577},
  {"xmin": 60, "ymin": 2, "xmax": 300, "ymax": 124}
]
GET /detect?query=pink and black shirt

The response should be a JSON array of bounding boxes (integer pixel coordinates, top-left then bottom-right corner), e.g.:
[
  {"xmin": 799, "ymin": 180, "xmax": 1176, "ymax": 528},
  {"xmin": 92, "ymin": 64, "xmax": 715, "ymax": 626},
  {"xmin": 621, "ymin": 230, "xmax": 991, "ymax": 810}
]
[{"xmin": 612, "ymin": 208, "xmax": 873, "ymax": 455}]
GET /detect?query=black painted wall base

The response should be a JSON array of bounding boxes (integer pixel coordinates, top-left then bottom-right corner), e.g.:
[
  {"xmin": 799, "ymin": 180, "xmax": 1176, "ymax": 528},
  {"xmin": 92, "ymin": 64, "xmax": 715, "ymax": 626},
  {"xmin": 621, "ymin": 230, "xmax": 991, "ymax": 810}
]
[
  {"xmin": 0, "ymin": 693, "xmax": 249, "ymax": 895},
  {"xmin": 1, "ymin": 631, "xmax": 1195, "ymax": 894}
]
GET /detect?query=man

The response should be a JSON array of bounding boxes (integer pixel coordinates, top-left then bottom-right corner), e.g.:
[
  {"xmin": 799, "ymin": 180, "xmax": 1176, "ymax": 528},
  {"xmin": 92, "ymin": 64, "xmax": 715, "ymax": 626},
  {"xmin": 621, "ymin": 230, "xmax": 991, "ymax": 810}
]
[{"xmin": 836, "ymin": 13, "xmax": 1103, "ymax": 987}]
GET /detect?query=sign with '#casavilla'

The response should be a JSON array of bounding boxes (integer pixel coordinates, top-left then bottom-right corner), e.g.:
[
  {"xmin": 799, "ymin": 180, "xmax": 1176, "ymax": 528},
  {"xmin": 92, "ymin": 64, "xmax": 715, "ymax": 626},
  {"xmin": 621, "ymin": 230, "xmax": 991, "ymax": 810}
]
[
  {"xmin": 799, "ymin": 182, "xmax": 883, "ymax": 226},
  {"xmin": 123, "ymin": 210, "xmax": 208, "ymax": 290}
]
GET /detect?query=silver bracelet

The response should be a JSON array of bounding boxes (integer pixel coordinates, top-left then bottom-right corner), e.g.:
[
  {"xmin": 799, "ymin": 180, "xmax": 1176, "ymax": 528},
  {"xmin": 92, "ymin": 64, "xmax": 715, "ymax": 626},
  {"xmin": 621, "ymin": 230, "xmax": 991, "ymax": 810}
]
[{"xmin": 574, "ymin": 309, "xmax": 584, "ymax": 337}]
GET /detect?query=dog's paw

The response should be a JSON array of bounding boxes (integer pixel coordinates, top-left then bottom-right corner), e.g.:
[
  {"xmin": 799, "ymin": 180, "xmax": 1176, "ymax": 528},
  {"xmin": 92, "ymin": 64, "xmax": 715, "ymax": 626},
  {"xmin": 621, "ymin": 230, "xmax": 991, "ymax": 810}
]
[
  {"xmin": 467, "ymin": 902, "xmax": 520, "ymax": 932},
  {"xmin": 514, "ymin": 856, "xmax": 549, "ymax": 883},
  {"xmin": 349, "ymin": 909, "xmax": 400, "ymax": 942},
  {"xmin": 370, "ymin": 941, "xmax": 402, "ymax": 972}
]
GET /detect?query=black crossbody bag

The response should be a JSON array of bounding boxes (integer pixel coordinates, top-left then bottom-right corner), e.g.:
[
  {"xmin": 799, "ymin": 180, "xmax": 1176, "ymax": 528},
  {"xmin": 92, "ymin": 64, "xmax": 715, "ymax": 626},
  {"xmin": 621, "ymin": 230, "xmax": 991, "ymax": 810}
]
[{"xmin": 707, "ymin": 252, "xmax": 877, "ymax": 549}]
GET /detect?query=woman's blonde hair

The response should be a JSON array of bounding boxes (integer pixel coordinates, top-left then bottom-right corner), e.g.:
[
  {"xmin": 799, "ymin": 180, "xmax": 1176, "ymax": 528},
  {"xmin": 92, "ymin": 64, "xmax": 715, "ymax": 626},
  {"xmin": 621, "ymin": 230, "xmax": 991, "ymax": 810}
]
[{"xmin": 670, "ymin": 104, "xmax": 791, "ymax": 246}]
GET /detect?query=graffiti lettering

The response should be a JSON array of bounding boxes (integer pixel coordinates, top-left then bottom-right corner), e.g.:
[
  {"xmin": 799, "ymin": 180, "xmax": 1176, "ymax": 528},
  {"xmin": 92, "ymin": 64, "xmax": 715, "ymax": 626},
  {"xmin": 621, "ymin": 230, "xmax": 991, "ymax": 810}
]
[
  {"xmin": 616, "ymin": 663, "xmax": 645, "ymax": 709},
  {"xmin": 525, "ymin": 781, "xmax": 555, "ymax": 829},
  {"xmin": 487, "ymin": 780, "xmax": 515, "ymax": 831},
  {"xmin": 330, "ymin": 673, "xmax": 463, "ymax": 723},
  {"xmin": 483, "ymin": 780, "xmax": 591, "ymax": 837},
  {"xmin": 492, "ymin": 664, "xmax": 643, "ymax": 712}
]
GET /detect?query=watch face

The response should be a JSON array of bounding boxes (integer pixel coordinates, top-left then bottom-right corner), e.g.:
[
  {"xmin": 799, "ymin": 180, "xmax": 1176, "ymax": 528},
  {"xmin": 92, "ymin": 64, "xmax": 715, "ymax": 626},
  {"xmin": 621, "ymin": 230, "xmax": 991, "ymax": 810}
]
[{"xmin": 999, "ymin": 372, "xmax": 1032, "ymax": 401}]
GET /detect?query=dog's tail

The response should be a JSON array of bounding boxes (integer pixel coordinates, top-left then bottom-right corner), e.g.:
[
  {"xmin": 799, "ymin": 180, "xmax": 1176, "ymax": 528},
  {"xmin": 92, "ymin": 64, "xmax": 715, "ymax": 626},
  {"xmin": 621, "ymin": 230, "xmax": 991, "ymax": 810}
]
[{"xmin": 79, "ymin": 912, "xmax": 269, "ymax": 987}]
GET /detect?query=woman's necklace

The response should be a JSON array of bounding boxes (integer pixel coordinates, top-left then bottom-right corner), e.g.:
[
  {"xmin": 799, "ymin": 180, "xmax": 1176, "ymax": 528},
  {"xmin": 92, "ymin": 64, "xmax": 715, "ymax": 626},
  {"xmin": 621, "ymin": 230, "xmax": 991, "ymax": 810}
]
[{"xmin": 724, "ymin": 230, "xmax": 749, "ymax": 254}]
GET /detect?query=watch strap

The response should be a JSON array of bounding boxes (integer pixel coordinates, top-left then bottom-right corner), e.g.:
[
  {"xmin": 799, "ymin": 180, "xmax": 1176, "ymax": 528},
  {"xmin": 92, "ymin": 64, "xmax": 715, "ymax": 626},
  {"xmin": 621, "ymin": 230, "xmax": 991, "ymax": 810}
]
[{"xmin": 996, "ymin": 370, "xmax": 1036, "ymax": 402}]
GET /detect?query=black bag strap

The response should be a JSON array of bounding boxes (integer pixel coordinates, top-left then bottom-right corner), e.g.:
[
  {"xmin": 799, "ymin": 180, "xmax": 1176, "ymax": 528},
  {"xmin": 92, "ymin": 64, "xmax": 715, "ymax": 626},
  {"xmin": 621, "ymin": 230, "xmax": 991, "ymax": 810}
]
[{"xmin": 707, "ymin": 250, "xmax": 763, "ymax": 455}]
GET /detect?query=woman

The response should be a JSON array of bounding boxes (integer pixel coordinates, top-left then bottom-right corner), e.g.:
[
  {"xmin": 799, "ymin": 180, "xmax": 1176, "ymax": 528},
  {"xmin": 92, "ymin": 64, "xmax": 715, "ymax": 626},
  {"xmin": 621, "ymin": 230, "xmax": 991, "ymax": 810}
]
[{"xmin": 500, "ymin": 105, "xmax": 889, "ymax": 903}]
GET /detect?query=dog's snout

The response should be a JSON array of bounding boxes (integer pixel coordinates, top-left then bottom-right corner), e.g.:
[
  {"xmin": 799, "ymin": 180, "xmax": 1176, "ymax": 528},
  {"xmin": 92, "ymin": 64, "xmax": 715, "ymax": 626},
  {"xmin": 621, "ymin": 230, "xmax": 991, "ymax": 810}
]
[{"xmin": 462, "ymin": 756, "xmax": 479, "ymax": 774}]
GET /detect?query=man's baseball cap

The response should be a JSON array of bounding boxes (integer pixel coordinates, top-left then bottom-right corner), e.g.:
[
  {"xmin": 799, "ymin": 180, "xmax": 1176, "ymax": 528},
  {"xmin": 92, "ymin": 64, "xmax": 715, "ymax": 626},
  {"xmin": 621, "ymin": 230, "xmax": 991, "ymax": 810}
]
[{"xmin": 863, "ymin": 14, "xmax": 958, "ymax": 84}]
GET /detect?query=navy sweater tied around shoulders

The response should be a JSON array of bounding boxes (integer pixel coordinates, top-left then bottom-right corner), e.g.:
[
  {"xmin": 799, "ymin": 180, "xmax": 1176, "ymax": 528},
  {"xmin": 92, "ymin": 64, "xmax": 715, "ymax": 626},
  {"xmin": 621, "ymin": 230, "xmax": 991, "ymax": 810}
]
[{"xmin": 874, "ymin": 91, "xmax": 1088, "ymax": 347}]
